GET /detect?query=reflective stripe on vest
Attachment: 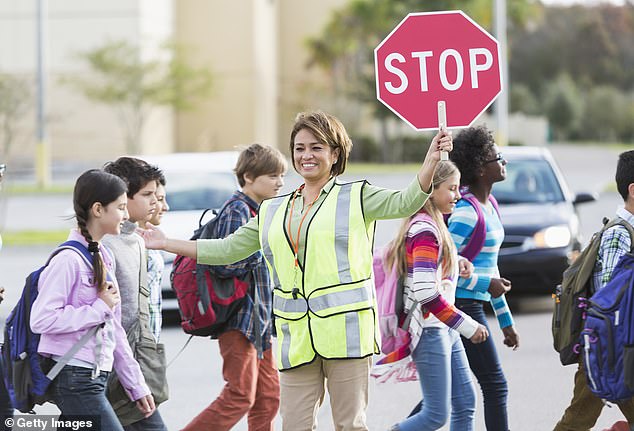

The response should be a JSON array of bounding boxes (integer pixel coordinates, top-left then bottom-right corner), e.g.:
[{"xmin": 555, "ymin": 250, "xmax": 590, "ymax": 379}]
[{"xmin": 259, "ymin": 181, "xmax": 379, "ymax": 370}]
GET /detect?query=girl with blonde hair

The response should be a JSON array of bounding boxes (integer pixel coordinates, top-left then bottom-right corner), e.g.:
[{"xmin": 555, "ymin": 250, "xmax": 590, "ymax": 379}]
[{"xmin": 387, "ymin": 161, "xmax": 488, "ymax": 431}]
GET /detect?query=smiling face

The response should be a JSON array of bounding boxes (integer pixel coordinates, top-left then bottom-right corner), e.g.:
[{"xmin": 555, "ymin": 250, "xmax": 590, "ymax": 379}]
[
  {"xmin": 431, "ymin": 171, "xmax": 462, "ymax": 214},
  {"xmin": 100, "ymin": 193, "xmax": 129, "ymax": 235},
  {"xmin": 293, "ymin": 128, "xmax": 340, "ymax": 185},
  {"xmin": 126, "ymin": 180, "xmax": 158, "ymax": 224}
]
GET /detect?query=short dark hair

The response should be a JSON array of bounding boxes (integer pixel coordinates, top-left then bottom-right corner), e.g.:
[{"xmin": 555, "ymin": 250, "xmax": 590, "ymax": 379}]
[
  {"xmin": 616, "ymin": 150, "xmax": 634, "ymax": 202},
  {"xmin": 103, "ymin": 157, "xmax": 163, "ymax": 198},
  {"xmin": 449, "ymin": 125, "xmax": 496, "ymax": 186}
]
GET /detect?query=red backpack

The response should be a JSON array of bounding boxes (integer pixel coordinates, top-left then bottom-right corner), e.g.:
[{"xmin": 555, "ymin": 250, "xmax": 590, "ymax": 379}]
[{"xmin": 170, "ymin": 198, "xmax": 255, "ymax": 337}]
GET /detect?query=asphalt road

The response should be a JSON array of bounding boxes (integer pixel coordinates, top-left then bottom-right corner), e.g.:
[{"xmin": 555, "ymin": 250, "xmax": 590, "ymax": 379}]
[{"xmin": 0, "ymin": 143, "xmax": 627, "ymax": 430}]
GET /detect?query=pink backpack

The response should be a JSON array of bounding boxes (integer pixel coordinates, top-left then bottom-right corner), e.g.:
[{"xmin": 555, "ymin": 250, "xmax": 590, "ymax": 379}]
[{"xmin": 373, "ymin": 212, "xmax": 429, "ymax": 354}]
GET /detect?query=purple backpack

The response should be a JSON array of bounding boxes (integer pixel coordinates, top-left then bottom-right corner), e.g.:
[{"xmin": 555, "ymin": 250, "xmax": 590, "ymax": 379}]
[{"xmin": 457, "ymin": 188, "xmax": 500, "ymax": 261}]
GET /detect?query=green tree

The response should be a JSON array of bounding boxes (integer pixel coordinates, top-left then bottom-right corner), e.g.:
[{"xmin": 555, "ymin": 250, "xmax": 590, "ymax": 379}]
[
  {"xmin": 307, "ymin": 0, "xmax": 537, "ymax": 160},
  {"xmin": 65, "ymin": 40, "xmax": 212, "ymax": 154},
  {"xmin": 0, "ymin": 74, "xmax": 31, "ymax": 159},
  {"xmin": 509, "ymin": 83, "xmax": 539, "ymax": 115},
  {"xmin": 543, "ymin": 74, "xmax": 583, "ymax": 140},
  {"xmin": 579, "ymin": 86, "xmax": 629, "ymax": 142}
]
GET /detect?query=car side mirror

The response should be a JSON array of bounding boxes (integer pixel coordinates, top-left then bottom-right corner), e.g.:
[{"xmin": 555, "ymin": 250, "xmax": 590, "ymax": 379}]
[{"xmin": 573, "ymin": 192, "xmax": 598, "ymax": 205}]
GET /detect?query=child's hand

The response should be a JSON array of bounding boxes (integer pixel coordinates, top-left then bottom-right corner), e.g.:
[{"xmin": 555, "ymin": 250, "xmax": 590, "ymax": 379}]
[
  {"xmin": 98, "ymin": 282, "xmax": 121, "ymax": 309},
  {"xmin": 136, "ymin": 222, "xmax": 168, "ymax": 250},
  {"xmin": 135, "ymin": 394, "xmax": 156, "ymax": 417},
  {"xmin": 488, "ymin": 277, "xmax": 511, "ymax": 298},
  {"xmin": 458, "ymin": 258, "xmax": 474, "ymax": 278},
  {"xmin": 502, "ymin": 326, "xmax": 520, "ymax": 350},
  {"xmin": 469, "ymin": 324, "xmax": 489, "ymax": 344}
]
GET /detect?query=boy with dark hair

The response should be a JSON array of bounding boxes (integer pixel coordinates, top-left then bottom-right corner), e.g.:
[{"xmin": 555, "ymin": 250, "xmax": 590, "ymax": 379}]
[
  {"xmin": 103, "ymin": 157, "xmax": 168, "ymax": 431},
  {"xmin": 554, "ymin": 150, "xmax": 634, "ymax": 431},
  {"xmin": 181, "ymin": 143, "xmax": 287, "ymax": 431}
]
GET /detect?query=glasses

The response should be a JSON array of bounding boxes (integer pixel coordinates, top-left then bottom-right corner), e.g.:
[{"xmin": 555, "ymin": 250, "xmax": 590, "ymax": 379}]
[{"xmin": 484, "ymin": 153, "xmax": 505, "ymax": 164}]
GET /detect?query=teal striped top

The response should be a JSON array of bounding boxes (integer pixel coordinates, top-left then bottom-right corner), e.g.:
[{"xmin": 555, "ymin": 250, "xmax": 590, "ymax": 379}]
[{"xmin": 448, "ymin": 198, "xmax": 514, "ymax": 329}]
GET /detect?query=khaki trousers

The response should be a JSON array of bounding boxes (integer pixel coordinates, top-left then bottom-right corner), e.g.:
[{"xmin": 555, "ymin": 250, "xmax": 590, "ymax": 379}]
[
  {"xmin": 279, "ymin": 356, "xmax": 371, "ymax": 431},
  {"xmin": 554, "ymin": 361, "xmax": 634, "ymax": 431}
]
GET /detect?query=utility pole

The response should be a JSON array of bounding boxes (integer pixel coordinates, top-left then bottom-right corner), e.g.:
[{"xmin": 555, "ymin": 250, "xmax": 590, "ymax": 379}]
[
  {"xmin": 494, "ymin": 0, "xmax": 509, "ymax": 146},
  {"xmin": 35, "ymin": 0, "xmax": 51, "ymax": 188}
]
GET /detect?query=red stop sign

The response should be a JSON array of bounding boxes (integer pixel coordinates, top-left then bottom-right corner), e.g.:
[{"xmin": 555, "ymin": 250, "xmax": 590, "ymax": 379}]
[{"xmin": 375, "ymin": 11, "xmax": 502, "ymax": 130}]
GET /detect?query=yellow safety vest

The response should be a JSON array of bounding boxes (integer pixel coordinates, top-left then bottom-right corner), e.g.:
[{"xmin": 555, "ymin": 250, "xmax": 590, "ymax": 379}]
[{"xmin": 259, "ymin": 181, "xmax": 380, "ymax": 370}]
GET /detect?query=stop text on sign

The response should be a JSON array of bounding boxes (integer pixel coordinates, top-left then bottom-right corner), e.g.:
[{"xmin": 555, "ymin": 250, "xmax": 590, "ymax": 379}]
[
  {"xmin": 384, "ymin": 48, "xmax": 494, "ymax": 94},
  {"xmin": 374, "ymin": 10, "xmax": 502, "ymax": 130}
]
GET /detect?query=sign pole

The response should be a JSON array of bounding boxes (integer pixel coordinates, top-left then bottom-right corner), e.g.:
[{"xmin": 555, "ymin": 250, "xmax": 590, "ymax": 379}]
[{"xmin": 437, "ymin": 101, "xmax": 448, "ymax": 161}]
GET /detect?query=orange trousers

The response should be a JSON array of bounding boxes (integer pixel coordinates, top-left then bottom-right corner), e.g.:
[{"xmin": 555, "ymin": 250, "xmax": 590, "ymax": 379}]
[{"xmin": 181, "ymin": 330, "xmax": 280, "ymax": 431}]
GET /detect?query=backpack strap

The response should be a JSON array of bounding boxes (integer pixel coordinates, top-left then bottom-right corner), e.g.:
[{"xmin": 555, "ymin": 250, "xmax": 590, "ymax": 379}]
[
  {"xmin": 47, "ymin": 240, "xmax": 93, "ymax": 268},
  {"xmin": 45, "ymin": 325, "xmax": 102, "ymax": 380},
  {"xmin": 459, "ymin": 189, "xmax": 500, "ymax": 262},
  {"xmin": 604, "ymin": 217, "xmax": 634, "ymax": 253},
  {"xmin": 197, "ymin": 196, "xmax": 257, "ymax": 230},
  {"xmin": 40, "ymin": 240, "xmax": 102, "ymax": 380}
]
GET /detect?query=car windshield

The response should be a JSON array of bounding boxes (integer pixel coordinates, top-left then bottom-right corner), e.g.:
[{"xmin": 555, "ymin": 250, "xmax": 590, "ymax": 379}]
[
  {"xmin": 166, "ymin": 172, "xmax": 236, "ymax": 210},
  {"xmin": 493, "ymin": 159, "xmax": 565, "ymax": 204}
]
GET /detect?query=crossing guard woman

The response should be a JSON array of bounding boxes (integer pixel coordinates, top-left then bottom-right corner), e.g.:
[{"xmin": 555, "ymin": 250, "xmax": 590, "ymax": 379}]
[{"xmin": 138, "ymin": 111, "xmax": 453, "ymax": 431}]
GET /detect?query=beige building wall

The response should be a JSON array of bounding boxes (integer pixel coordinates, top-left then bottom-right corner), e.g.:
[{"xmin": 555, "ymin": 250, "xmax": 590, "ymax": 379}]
[
  {"xmin": 0, "ymin": 0, "xmax": 173, "ymax": 165},
  {"xmin": 0, "ymin": 0, "xmax": 350, "ymax": 164},
  {"xmin": 174, "ymin": 1, "xmax": 259, "ymax": 152},
  {"xmin": 276, "ymin": 0, "xmax": 349, "ymax": 151},
  {"xmin": 174, "ymin": 0, "xmax": 348, "ymax": 154}
]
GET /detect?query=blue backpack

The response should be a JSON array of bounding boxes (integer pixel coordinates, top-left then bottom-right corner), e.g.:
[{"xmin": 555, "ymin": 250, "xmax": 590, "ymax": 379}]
[
  {"xmin": 581, "ymin": 251, "xmax": 634, "ymax": 402},
  {"xmin": 1, "ymin": 241, "xmax": 99, "ymax": 413}
]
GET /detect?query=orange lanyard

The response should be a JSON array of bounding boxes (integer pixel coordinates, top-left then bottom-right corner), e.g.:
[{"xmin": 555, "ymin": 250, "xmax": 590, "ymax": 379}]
[{"xmin": 287, "ymin": 185, "xmax": 320, "ymax": 269}]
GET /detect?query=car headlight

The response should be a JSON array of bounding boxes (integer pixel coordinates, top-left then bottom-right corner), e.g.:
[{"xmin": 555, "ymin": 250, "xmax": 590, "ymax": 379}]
[{"xmin": 533, "ymin": 225, "xmax": 571, "ymax": 248}]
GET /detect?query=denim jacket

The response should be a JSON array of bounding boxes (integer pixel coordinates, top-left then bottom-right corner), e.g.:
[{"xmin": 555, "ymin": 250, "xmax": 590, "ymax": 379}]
[{"xmin": 30, "ymin": 230, "xmax": 150, "ymax": 402}]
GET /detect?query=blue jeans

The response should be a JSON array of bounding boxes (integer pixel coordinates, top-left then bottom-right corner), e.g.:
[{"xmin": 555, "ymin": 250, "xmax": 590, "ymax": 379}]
[
  {"xmin": 398, "ymin": 327, "xmax": 475, "ymax": 431},
  {"xmin": 455, "ymin": 298, "xmax": 509, "ymax": 431},
  {"xmin": 123, "ymin": 410, "xmax": 167, "ymax": 431},
  {"xmin": 0, "ymin": 355, "xmax": 13, "ymax": 430},
  {"xmin": 52, "ymin": 365, "xmax": 123, "ymax": 431}
]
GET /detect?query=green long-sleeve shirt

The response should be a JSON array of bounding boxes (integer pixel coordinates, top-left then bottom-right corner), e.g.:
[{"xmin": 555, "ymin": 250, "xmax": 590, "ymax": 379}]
[{"xmin": 197, "ymin": 176, "xmax": 429, "ymax": 266}]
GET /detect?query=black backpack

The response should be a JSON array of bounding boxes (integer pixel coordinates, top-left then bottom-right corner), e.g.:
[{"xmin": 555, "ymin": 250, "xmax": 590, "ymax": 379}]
[
  {"xmin": 552, "ymin": 217, "xmax": 634, "ymax": 366},
  {"xmin": 170, "ymin": 198, "xmax": 255, "ymax": 338}
]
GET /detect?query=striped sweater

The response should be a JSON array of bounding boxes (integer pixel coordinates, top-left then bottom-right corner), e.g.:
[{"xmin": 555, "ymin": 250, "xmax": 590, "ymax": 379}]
[
  {"xmin": 402, "ymin": 214, "xmax": 479, "ymax": 350},
  {"xmin": 448, "ymin": 198, "xmax": 514, "ymax": 329}
]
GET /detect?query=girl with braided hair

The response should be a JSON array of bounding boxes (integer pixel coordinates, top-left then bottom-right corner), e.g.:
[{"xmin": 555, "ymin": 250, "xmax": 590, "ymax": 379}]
[{"xmin": 30, "ymin": 169, "xmax": 155, "ymax": 431}]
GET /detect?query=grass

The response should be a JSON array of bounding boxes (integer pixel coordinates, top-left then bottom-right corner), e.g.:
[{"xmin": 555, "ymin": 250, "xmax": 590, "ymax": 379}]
[
  {"xmin": 2, "ymin": 229, "xmax": 69, "ymax": 246},
  {"xmin": 345, "ymin": 162, "xmax": 419, "ymax": 174},
  {"xmin": 4, "ymin": 184, "xmax": 73, "ymax": 195}
]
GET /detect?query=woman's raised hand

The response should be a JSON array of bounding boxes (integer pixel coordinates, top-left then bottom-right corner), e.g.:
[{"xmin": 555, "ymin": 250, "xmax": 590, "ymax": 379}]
[
  {"xmin": 136, "ymin": 222, "xmax": 168, "ymax": 250},
  {"xmin": 426, "ymin": 127, "xmax": 453, "ymax": 162}
]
